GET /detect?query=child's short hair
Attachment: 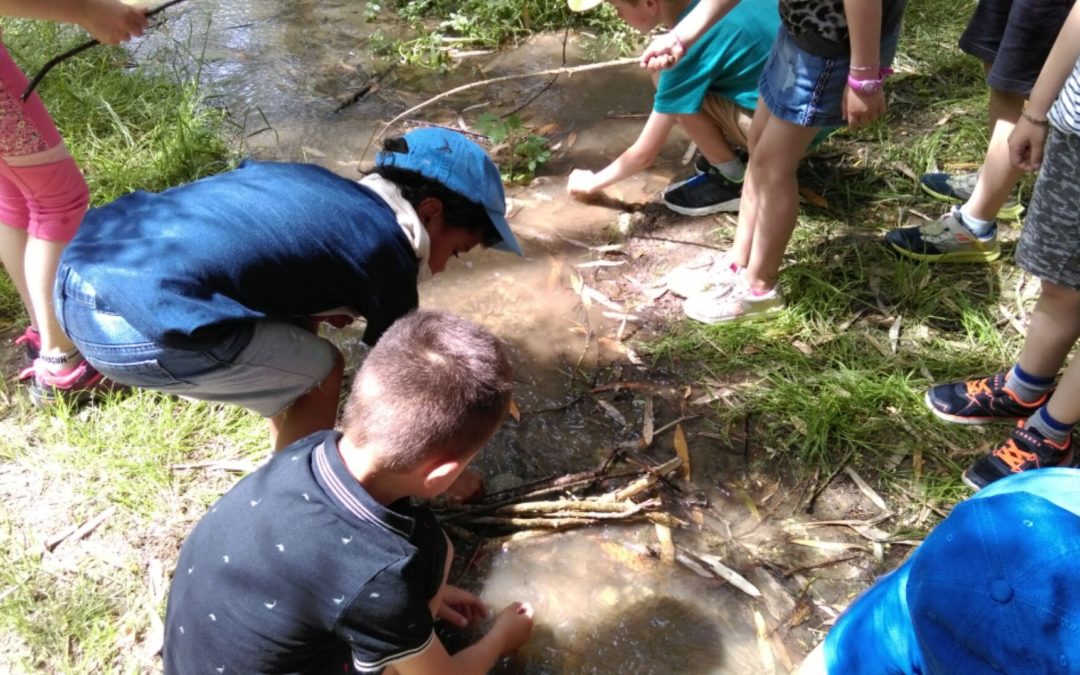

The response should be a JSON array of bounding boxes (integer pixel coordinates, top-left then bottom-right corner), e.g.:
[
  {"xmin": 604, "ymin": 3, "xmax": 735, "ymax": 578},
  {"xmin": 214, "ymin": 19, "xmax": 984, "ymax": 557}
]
[{"xmin": 341, "ymin": 310, "xmax": 513, "ymax": 471}]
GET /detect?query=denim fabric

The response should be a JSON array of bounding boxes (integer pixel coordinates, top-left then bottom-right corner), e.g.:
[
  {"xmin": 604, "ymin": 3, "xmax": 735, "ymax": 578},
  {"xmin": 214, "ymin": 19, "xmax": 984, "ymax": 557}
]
[
  {"xmin": 758, "ymin": 27, "xmax": 901, "ymax": 129},
  {"xmin": 55, "ymin": 263, "xmax": 336, "ymax": 416}
]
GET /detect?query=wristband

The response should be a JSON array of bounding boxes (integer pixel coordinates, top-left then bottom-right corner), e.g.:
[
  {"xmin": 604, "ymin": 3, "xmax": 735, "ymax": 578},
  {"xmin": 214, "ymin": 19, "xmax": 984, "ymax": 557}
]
[
  {"xmin": 847, "ymin": 67, "xmax": 894, "ymax": 94},
  {"xmin": 1021, "ymin": 110, "xmax": 1050, "ymax": 127}
]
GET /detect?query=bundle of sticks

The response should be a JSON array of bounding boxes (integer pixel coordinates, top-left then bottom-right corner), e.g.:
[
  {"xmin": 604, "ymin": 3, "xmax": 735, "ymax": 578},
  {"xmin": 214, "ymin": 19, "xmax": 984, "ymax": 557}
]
[{"xmin": 437, "ymin": 454, "xmax": 685, "ymax": 538}]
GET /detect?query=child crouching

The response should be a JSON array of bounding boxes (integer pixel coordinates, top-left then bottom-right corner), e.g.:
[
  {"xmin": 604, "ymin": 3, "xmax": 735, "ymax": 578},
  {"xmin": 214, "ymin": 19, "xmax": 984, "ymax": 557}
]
[{"xmin": 163, "ymin": 310, "xmax": 533, "ymax": 674}]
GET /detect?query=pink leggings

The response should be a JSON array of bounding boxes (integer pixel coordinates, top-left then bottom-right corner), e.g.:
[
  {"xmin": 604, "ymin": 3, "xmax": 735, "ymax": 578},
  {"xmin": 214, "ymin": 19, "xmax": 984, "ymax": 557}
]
[{"xmin": 0, "ymin": 39, "xmax": 88, "ymax": 242}]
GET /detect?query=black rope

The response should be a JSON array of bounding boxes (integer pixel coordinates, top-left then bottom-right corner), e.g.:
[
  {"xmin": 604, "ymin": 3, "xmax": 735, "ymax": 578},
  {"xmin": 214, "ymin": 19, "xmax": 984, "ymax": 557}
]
[{"xmin": 21, "ymin": 0, "xmax": 190, "ymax": 102}]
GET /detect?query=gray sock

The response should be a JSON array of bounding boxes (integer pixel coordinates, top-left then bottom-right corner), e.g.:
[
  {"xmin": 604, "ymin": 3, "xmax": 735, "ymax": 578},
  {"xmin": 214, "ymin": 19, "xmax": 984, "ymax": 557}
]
[
  {"xmin": 711, "ymin": 159, "xmax": 745, "ymax": 183},
  {"xmin": 1024, "ymin": 407, "xmax": 1074, "ymax": 445},
  {"xmin": 1004, "ymin": 365, "xmax": 1054, "ymax": 404}
]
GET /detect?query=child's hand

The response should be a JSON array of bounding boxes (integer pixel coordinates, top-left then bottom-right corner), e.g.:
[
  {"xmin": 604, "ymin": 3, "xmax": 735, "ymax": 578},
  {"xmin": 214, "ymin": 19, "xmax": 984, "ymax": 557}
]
[
  {"xmin": 492, "ymin": 602, "xmax": 534, "ymax": 654},
  {"xmin": 80, "ymin": 0, "xmax": 149, "ymax": 45},
  {"xmin": 567, "ymin": 169, "xmax": 599, "ymax": 195},
  {"xmin": 437, "ymin": 585, "xmax": 489, "ymax": 628},
  {"xmin": 640, "ymin": 33, "xmax": 684, "ymax": 71},
  {"xmin": 1008, "ymin": 116, "xmax": 1049, "ymax": 172},
  {"xmin": 445, "ymin": 467, "xmax": 485, "ymax": 504},
  {"xmin": 842, "ymin": 87, "xmax": 886, "ymax": 129}
]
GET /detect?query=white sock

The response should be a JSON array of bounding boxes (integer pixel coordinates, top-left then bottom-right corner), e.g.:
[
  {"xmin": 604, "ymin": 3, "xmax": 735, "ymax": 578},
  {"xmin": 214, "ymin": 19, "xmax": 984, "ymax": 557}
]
[{"xmin": 711, "ymin": 158, "xmax": 745, "ymax": 183}]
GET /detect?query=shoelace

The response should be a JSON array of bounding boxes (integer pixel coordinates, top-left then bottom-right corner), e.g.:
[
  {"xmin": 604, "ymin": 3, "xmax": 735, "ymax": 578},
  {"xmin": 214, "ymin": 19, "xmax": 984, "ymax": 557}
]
[{"xmin": 993, "ymin": 438, "xmax": 1038, "ymax": 472}]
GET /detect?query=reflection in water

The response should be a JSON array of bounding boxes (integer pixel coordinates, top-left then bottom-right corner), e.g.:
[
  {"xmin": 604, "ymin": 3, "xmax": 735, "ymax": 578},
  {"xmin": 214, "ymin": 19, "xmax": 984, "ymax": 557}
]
[{"xmin": 470, "ymin": 529, "xmax": 764, "ymax": 674}]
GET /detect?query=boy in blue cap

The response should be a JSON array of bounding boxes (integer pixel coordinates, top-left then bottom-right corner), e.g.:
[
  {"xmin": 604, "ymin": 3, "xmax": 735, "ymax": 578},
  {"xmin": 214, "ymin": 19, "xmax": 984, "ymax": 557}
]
[
  {"xmin": 796, "ymin": 468, "xmax": 1080, "ymax": 674},
  {"xmin": 47, "ymin": 128, "xmax": 522, "ymax": 450},
  {"xmin": 163, "ymin": 309, "xmax": 535, "ymax": 674}
]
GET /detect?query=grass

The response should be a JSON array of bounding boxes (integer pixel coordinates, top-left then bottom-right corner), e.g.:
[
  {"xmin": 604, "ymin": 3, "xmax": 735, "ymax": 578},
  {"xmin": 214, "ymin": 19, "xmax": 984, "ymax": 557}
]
[
  {"xmin": 0, "ymin": 0, "xmax": 1051, "ymax": 670},
  {"xmin": 0, "ymin": 17, "xmax": 258, "ymax": 672},
  {"xmin": 642, "ymin": 0, "xmax": 1033, "ymax": 515}
]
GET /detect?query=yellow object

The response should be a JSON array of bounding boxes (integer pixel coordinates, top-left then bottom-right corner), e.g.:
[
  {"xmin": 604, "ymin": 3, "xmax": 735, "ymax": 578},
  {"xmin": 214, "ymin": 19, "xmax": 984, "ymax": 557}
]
[{"xmin": 567, "ymin": 0, "xmax": 603, "ymax": 12}]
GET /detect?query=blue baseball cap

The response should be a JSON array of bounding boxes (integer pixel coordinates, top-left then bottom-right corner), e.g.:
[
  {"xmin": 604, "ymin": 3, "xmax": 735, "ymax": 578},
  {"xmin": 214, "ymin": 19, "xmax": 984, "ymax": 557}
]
[
  {"xmin": 375, "ymin": 128, "xmax": 523, "ymax": 256},
  {"xmin": 907, "ymin": 477, "xmax": 1080, "ymax": 675},
  {"xmin": 824, "ymin": 468, "xmax": 1080, "ymax": 675}
]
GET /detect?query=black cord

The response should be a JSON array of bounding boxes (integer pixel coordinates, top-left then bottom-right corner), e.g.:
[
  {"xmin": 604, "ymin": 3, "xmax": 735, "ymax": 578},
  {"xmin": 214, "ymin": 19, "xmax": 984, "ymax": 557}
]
[{"xmin": 21, "ymin": 0, "xmax": 189, "ymax": 102}]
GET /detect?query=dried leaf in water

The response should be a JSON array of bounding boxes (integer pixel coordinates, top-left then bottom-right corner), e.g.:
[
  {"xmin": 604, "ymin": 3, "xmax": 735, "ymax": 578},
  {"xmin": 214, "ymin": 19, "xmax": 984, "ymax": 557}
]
[
  {"xmin": 642, "ymin": 396, "xmax": 655, "ymax": 446},
  {"xmin": 674, "ymin": 423, "xmax": 691, "ymax": 481},
  {"xmin": 508, "ymin": 399, "xmax": 521, "ymax": 423},
  {"xmin": 754, "ymin": 610, "xmax": 776, "ymax": 675},
  {"xmin": 547, "ymin": 257, "xmax": 563, "ymax": 290},
  {"xmin": 655, "ymin": 523, "xmax": 675, "ymax": 563},
  {"xmin": 597, "ymin": 400, "xmax": 628, "ymax": 427}
]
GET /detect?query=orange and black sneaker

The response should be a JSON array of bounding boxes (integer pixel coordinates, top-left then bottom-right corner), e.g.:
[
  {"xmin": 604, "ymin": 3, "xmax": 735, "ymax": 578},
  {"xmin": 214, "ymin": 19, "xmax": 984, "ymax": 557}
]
[
  {"xmin": 925, "ymin": 372, "xmax": 1049, "ymax": 425},
  {"xmin": 962, "ymin": 421, "xmax": 1074, "ymax": 491}
]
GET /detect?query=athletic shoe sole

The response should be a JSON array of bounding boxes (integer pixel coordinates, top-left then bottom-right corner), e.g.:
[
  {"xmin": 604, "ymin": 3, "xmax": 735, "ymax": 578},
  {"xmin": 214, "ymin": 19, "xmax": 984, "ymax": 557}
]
[
  {"xmin": 683, "ymin": 298, "xmax": 784, "ymax": 325},
  {"xmin": 888, "ymin": 240, "xmax": 1002, "ymax": 263},
  {"xmin": 663, "ymin": 196, "xmax": 741, "ymax": 217}
]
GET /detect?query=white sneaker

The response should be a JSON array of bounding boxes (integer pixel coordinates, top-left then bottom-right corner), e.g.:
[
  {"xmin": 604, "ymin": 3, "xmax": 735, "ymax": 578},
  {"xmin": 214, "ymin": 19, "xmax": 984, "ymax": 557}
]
[
  {"xmin": 683, "ymin": 278, "xmax": 784, "ymax": 325},
  {"xmin": 666, "ymin": 253, "xmax": 742, "ymax": 298}
]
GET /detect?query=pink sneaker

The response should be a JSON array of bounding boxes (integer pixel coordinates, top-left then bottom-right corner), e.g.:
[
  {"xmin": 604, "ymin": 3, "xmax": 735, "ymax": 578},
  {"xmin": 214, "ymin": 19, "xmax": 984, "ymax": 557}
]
[
  {"xmin": 13, "ymin": 326, "xmax": 40, "ymax": 381},
  {"xmin": 29, "ymin": 358, "xmax": 112, "ymax": 407}
]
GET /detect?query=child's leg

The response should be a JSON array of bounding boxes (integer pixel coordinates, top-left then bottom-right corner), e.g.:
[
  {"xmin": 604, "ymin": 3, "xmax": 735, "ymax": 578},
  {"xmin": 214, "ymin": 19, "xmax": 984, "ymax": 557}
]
[
  {"xmin": 1016, "ymin": 280, "xmax": 1080, "ymax": 378},
  {"xmin": 728, "ymin": 98, "xmax": 772, "ymax": 268},
  {"xmin": 742, "ymin": 111, "xmax": 818, "ymax": 293},
  {"xmin": 960, "ymin": 85, "xmax": 1025, "ymax": 224},
  {"xmin": 269, "ymin": 351, "xmax": 344, "ymax": 451},
  {"xmin": 7, "ymin": 154, "xmax": 90, "ymax": 360}
]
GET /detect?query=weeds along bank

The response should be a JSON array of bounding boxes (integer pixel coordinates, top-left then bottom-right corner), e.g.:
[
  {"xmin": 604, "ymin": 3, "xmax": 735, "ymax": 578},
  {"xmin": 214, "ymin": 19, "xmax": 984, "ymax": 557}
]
[{"xmin": 0, "ymin": 17, "xmax": 247, "ymax": 671}]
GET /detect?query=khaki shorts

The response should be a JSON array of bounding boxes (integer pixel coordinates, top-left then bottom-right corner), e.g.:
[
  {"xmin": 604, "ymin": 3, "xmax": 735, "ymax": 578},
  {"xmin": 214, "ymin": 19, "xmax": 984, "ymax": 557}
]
[{"xmin": 699, "ymin": 94, "xmax": 754, "ymax": 150}]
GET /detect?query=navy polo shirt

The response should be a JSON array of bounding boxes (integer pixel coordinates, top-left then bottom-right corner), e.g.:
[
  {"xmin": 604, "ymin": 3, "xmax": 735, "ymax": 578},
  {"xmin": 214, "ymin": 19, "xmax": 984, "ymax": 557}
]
[
  {"xmin": 61, "ymin": 160, "xmax": 420, "ymax": 349},
  {"xmin": 163, "ymin": 430, "xmax": 448, "ymax": 674}
]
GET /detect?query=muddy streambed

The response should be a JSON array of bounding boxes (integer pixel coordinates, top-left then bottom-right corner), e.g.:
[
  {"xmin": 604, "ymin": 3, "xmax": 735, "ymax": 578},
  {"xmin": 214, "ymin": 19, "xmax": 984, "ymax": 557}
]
[{"xmin": 130, "ymin": 2, "xmax": 894, "ymax": 672}]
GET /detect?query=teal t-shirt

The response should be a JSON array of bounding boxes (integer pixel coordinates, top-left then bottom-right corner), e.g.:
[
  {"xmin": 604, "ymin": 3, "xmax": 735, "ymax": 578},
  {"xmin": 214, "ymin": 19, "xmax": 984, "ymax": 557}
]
[{"xmin": 654, "ymin": 0, "xmax": 779, "ymax": 114}]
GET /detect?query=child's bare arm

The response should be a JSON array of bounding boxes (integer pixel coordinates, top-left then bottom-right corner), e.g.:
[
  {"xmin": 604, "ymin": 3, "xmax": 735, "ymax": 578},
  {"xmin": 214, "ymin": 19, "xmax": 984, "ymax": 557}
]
[
  {"xmin": 390, "ymin": 602, "xmax": 534, "ymax": 675},
  {"xmin": 568, "ymin": 112, "xmax": 675, "ymax": 195},
  {"xmin": 0, "ymin": 0, "xmax": 147, "ymax": 45},
  {"xmin": 1010, "ymin": 3, "xmax": 1080, "ymax": 171},
  {"xmin": 640, "ymin": 0, "xmax": 742, "ymax": 71},
  {"xmin": 841, "ymin": 0, "xmax": 885, "ymax": 129}
]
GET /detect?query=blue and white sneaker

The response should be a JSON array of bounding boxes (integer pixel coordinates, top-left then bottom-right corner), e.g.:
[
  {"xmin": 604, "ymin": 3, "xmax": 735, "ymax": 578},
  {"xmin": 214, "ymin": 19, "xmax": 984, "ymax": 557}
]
[{"xmin": 885, "ymin": 206, "xmax": 1001, "ymax": 263}]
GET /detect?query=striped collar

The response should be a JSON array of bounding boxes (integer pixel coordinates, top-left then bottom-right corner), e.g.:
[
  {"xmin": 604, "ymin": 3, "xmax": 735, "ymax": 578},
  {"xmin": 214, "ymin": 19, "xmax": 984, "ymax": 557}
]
[{"xmin": 312, "ymin": 433, "xmax": 416, "ymax": 539}]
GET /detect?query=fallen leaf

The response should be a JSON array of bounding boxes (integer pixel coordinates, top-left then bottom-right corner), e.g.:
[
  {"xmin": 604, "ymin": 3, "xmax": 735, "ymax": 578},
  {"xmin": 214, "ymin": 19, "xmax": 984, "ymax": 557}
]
[
  {"xmin": 508, "ymin": 399, "xmax": 521, "ymax": 422},
  {"xmin": 888, "ymin": 315, "xmax": 902, "ymax": 353},
  {"xmin": 547, "ymin": 257, "xmax": 563, "ymax": 290},
  {"xmin": 597, "ymin": 400, "xmax": 627, "ymax": 427},
  {"xmin": 642, "ymin": 396, "xmax": 654, "ymax": 446},
  {"xmin": 673, "ymin": 423, "xmax": 691, "ymax": 481},
  {"xmin": 754, "ymin": 610, "xmax": 776, "ymax": 675},
  {"xmin": 798, "ymin": 186, "xmax": 829, "ymax": 209},
  {"xmin": 843, "ymin": 466, "xmax": 887, "ymax": 511},
  {"xmin": 655, "ymin": 523, "xmax": 675, "ymax": 563},
  {"xmin": 574, "ymin": 260, "xmax": 626, "ymax": 269}
]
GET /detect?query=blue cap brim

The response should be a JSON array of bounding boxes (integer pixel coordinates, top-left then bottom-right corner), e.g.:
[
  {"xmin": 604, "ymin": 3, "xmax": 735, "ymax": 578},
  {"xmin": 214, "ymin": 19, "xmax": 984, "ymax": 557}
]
[{"xmin": 488, "ymin": 210, "xmax": 523, "ymax": 256}]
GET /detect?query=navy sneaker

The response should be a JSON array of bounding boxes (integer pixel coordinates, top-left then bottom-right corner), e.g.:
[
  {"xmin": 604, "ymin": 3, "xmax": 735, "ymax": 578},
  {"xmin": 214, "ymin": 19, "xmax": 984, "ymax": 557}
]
[
  {"xmin": 920, "ymin": 172, "xmax": 1023, "ymax": 220},
  {"xmin": 925, "ymin": 371, "xmax": 1050, "ymax": 425},
  {"xmin": 885, "ymin": 207, "xmax": 1001, "ymax": 263},
  {"xmin": 663, "ymin": 170, "xmax": 742, "ymax": 216},
  {"xmin": 962, "ymin": 421, "xmax": 1074, "ymax": 491}
]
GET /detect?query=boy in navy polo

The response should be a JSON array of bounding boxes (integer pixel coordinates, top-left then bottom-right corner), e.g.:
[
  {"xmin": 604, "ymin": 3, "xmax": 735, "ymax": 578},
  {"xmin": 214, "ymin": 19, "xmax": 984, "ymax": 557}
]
[
  {"xmin": 47, "ymin": 128, "xmax": 522, "ymax": 450},
  {"xmin": 163, "ymin": 310, "xmax": 535, "ymax": 674}
]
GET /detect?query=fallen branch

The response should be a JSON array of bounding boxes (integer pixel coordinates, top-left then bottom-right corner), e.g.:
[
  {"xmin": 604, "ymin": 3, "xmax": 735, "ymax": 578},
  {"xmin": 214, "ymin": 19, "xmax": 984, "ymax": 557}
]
[{"xmin": 362, "ymin": 56, "xmax": 638, "ymax": 160}]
